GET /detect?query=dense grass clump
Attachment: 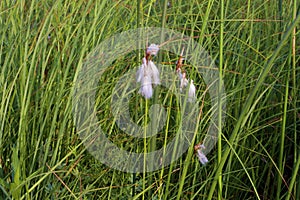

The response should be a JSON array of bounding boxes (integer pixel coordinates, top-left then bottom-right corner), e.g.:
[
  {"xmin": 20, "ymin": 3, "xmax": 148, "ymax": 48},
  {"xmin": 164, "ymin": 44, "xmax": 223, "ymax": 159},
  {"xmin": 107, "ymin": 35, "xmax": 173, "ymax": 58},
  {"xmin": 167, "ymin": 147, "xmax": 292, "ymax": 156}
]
[{"xmin": 0, "ymin": 0, "xmax": 299, "ymax": 199}]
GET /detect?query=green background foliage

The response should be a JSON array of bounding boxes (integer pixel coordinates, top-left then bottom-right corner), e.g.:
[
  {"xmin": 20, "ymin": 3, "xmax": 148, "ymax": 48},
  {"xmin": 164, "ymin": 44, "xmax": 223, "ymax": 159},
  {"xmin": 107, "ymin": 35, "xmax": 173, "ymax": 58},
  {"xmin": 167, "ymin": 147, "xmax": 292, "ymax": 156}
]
[{"xmin": 0, "ymin": 0, "xmax": 299, "ymax": 199}]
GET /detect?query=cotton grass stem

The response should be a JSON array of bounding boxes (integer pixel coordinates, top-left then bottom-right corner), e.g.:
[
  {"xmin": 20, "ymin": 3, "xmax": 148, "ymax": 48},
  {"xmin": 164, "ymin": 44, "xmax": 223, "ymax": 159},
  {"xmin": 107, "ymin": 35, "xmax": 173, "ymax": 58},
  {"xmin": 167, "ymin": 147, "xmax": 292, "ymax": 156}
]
[{"xmin": 143, "ymin": 99, "xmax": 149, "ymax": 200}]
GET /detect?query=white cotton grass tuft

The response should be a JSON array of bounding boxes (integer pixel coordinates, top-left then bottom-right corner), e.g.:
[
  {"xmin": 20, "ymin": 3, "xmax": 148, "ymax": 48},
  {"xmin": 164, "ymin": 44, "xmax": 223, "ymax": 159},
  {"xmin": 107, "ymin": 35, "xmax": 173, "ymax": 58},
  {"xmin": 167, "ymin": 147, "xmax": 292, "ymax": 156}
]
[
  {"xmin": 138, "ymin": 73, "xmax": 153, "ymax": 99},
  {"xmin": 194, "ymin": 144, "xmax": 208, "ymax": 165},
  {"xmin": 195, "ymin": 149, "xmax": 208, "ymax": 165},
  {"xmin": 136, "ymin": 55, "xmax": 160, "ymax": 99},
  {"xmin": 136, "ymin": 64, "xmax": 144, "ymax": 83},
  {"xmin": 148, "ymin": 60, "xmax": 160, "ymax": 85},
  {"xmin": 177, "ymin": 70, "xmax": 196, "ymax": 102},
  {"xmin": 176, "ymin": 68, "xmax": 183, "ymax": 79},
  {"xmin": 179, "ymin": 71, "xmax": 188, "ymax": 92},
  {"xmin": 146, "ymin": 44, "xmax": 160, "ymax": 56},
  {"xmin": 188, "ymin": 80, "xmax": 196, "ymax": 102}
]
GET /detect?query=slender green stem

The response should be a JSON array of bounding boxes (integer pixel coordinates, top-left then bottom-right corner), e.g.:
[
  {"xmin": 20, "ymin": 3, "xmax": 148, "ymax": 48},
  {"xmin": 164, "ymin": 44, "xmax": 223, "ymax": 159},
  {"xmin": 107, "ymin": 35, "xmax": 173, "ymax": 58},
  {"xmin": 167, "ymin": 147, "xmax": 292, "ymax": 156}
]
[
  {"xmin": 198, "ymin": 0, "xmax": 215, "ymax": 45},
  {"xmin": 217, "ymin": 0, "xmax": 225, "ymax": 199},
  {"xmin": 289, "ymin": 1, "xmax": 298, "ymax": 198},
  {"xmin": 143, "ymin": 99, "xmax": 149, "ymax": 200},
  {"xmin": 276, "ymin": 59, "xmax": 289, "ymax": 200},
  {"xmin": 133, "ymin": 0, "xmax": 143, "ymax": 197},
  {"xmin": 291, "ymin": 0, "xmax": 297, "ymax": 171},
  {"xmin": 285, "ymin": 153, "xmax": 300, "ymax": 200}
]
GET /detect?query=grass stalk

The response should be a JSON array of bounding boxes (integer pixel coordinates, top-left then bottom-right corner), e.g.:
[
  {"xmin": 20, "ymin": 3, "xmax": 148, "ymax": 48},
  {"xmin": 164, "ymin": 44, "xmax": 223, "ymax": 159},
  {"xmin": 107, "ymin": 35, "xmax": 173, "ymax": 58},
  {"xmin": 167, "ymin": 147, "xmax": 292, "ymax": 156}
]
[
  {"xmin": 142, "ymin": 99, "xmax": 149, "ymax": 200},
  {"xmin": 133, "ymin": 0, "xmax": 143, "ymax": 197},
  {"xmin": 285, "ymin": 153, "xmax": 300, "ymax": 200},
  {"xmin": 291, "ymin": 0, "xmax": 298, "ymax": 172},
  {"xmin": 217, "ymin": 0, "xmax": 225, "ymax": 199},
  {"xmin": 276, "ymin": 59, "xmax": 289, "ymax": 200}
]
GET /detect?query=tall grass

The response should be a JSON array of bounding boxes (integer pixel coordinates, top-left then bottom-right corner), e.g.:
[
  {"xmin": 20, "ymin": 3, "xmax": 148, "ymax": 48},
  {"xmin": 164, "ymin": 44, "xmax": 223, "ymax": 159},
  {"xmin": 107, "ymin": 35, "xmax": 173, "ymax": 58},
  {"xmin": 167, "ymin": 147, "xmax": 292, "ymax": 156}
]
[{"xmin": 0, "ymin": 0, "xmax": 299, "ymax": 199}]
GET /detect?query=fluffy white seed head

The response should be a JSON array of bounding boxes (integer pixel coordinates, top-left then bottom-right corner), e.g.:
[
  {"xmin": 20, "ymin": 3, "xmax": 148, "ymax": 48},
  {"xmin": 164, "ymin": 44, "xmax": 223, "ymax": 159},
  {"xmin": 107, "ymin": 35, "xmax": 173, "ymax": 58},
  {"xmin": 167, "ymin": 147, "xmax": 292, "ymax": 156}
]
[
  {"xmin": 148, "ymin": 60, "xmax": 160, "ymax": 85},
  {"xmin": 177, "ymin": 68, "xmax": 183, "ymax": 82},
  {"xmin": 180, "ymin": 72, "xmax": 188, "ymax": 92},
  {"xmin": 136, "ymin": 57, "xmax": 160, "ymax": 99},
  {"xmin": 146, "ymin": 44, "xmax": 160, "ymax": 56},
  {"xmin": 188, "ymin": 80, "xmax": 196, "ymax": 102},
  {"xmin": 136, "ymin": 65, "xmax": 144, "ymax": 83},
  {"xmin": 138, "ymin": 74, "xmax": 153, "ymax": 99},
  {"xmin": 196, "ymin": 149, "xmax": 208, "ymax": 165}
]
